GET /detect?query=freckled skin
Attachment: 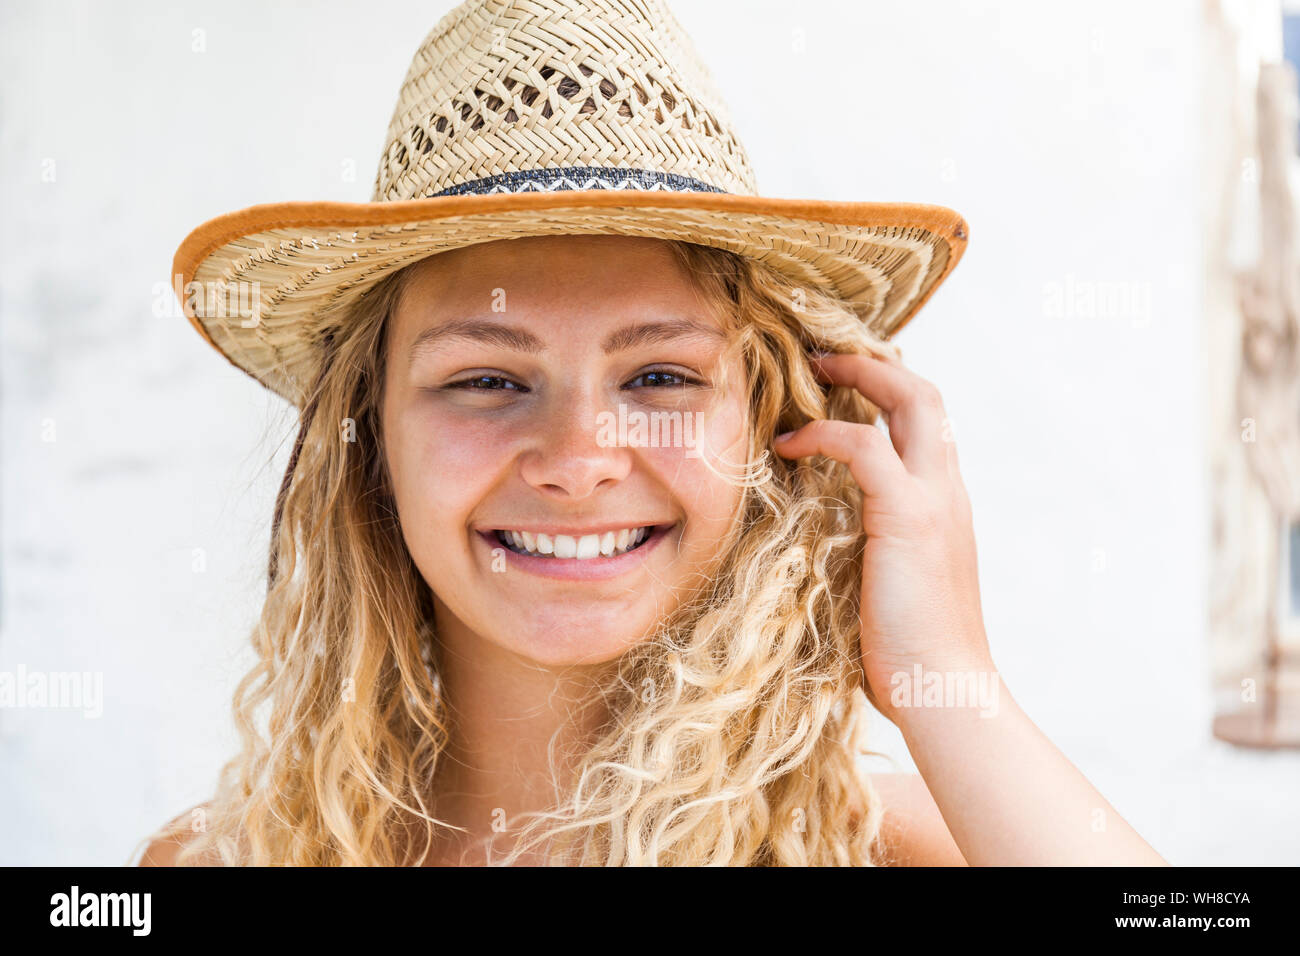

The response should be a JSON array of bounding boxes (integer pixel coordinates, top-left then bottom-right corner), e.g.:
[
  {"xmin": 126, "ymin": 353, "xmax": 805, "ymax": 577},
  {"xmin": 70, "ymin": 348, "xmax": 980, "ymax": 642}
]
[{"xmin": 381, "ymin": 235, "xmax": 750, "ymax": 667}]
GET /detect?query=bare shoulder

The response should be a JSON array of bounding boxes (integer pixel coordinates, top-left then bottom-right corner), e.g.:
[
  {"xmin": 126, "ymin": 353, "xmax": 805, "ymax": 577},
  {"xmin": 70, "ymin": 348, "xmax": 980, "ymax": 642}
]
[
  {"xmin": 868, "ymin": 772, "xmax": 968, "ymax": 866},
  {"xmin": 136, "ymin": 804, "xmax": 222, "ymax": 867}
]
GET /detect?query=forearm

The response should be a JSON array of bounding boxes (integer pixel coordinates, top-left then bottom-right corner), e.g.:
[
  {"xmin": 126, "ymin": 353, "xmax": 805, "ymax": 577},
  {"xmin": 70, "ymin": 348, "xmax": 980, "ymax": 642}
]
[{"xmin": 896, "ymin": 669, "xmax": 1168, "ymax": 866}]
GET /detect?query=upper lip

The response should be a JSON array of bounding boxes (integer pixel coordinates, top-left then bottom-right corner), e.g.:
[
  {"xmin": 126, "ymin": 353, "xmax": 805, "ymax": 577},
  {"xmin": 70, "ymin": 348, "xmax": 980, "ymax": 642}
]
[{"xmin": 478, "ymin": 522, "xmax": 668, "ymax": 537}]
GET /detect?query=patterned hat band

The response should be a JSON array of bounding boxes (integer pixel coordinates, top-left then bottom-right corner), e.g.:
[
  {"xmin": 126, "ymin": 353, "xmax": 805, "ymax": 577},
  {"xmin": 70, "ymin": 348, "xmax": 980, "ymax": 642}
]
[{"xmin": 428, "ymin": 166, "xmax": 729, "ymax": 197}]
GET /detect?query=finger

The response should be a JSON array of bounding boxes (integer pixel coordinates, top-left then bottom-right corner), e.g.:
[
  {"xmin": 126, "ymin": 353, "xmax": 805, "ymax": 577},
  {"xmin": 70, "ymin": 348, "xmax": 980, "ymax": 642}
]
[
  {"xmin": 813, "ymin": 353, "xmax": 948, "ymax": 479},
  {"xmin": 812, "ymin": 352, "xmax": 950, "ymax": 480},
  {"xmin": 938, "ymin": 415, "xmax": 961, "ymax": 479},
  {"xmin": 773, "ymin": 419, "xmax": 908, "ymax": 501}
]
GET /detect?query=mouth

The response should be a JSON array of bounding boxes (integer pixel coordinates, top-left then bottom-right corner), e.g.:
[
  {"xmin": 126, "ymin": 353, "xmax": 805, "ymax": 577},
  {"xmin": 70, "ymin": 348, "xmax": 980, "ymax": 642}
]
[
  {"xmin": 474, "ymin": 523, "xmax": 676, "ymax": 581},
  {"xmin": 491, "ymin": 525, "xmax": 658, "ymax": 560}
]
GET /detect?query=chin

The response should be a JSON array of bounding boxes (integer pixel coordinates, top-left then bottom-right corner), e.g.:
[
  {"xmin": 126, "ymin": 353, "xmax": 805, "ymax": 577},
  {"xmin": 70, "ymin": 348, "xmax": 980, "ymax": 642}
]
[{"xmin": 485, "ymin": 607, "xmax": 656, "ymax": 668}]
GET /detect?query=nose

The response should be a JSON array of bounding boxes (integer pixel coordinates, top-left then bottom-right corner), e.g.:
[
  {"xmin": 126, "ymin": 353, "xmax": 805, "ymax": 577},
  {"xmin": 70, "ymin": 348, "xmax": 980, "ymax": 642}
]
[{"xmin": 517, "ymin": 387, "xmax": 633, "ymax": 499}]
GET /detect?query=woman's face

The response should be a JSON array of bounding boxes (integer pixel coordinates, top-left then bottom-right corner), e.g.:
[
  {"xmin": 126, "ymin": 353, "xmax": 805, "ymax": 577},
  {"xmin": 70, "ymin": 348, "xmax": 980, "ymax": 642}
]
[{"xmin": 381, "ymin": 235, "xmax": 750, "ymax": 667}]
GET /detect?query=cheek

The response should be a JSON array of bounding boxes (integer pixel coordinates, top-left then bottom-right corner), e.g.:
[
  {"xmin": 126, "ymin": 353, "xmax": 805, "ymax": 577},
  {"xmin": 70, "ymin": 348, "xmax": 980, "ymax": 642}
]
[
  {"xmin": 386, "ymin": 402, "xmax": 516, "ymax": 535},
  {"xmin": 638, "ymin": 401, "xmax": 749, "ymax": 534}
]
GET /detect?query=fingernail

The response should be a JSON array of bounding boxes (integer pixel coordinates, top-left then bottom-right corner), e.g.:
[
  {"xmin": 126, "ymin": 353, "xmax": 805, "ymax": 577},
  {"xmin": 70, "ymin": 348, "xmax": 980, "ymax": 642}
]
[{"xmin": 775, "ymin": 430, "xmax": 795, "ymax": 442}]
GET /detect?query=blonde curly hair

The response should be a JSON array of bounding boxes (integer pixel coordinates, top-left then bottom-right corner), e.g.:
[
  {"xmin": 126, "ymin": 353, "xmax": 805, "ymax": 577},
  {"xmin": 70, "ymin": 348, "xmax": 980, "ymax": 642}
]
[{"xmin": 133, "ymin": 237, "xmax": 903, "ymax": 866}]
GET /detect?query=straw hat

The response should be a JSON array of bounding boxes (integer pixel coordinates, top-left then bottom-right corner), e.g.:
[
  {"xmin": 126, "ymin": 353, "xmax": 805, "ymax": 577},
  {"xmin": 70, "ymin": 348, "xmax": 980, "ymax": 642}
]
[{"xmin": 172, "ymin": 0, "xmax": 969, "ymax": 407}]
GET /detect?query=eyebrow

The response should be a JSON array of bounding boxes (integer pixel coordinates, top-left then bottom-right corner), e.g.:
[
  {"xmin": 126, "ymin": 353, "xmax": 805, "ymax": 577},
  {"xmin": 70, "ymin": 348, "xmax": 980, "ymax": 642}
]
[{"xmin": 407, "ymin": 316, "xmax": 726, "ymax": 366}]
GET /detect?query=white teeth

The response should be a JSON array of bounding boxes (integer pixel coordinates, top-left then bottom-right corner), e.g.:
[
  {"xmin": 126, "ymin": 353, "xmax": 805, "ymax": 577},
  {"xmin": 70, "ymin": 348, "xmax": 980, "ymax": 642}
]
[{"xmin": 495, "ymin": 526, "xmax": 656, "ymax": 559}]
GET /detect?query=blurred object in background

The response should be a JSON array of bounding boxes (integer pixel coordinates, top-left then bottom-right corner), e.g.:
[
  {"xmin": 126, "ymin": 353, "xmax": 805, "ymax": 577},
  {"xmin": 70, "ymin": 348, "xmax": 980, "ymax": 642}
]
[{"xmin": 1207, "ymin": 0, "xmax": 1300, "ymax": 748}]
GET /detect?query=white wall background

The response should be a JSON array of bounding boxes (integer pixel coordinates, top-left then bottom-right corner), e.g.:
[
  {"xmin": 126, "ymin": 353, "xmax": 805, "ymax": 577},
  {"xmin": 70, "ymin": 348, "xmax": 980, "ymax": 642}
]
[{"xmin": 2, "ymin": 0, "xmax": 1295, "ymax": 865}]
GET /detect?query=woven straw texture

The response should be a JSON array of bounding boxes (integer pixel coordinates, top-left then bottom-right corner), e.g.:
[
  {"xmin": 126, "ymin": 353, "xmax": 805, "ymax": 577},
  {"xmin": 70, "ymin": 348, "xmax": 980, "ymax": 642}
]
[
  {"xmin": 373, "ymin": 0, "xmax": 757, "ymax": 199},
  {"xmin": 174, "ymin": 0, "xmax": 968, "ymax": 407}
]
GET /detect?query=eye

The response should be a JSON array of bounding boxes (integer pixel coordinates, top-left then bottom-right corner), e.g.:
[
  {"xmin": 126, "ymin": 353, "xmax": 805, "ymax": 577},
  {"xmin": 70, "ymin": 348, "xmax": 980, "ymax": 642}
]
[
  {"xmin": 444, "ymin": 374, "xmax": 528, "ymax": 392},
  {"xmin": 625, "ymin": 367, "xmax": 704, "ymax": 389}
]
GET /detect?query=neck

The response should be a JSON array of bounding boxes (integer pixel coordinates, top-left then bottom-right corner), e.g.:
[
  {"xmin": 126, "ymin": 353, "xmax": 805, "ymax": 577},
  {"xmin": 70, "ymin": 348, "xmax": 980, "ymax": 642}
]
[{"xmin": 422, "ymin": 602, "xmax": 612, "ymax": 865}]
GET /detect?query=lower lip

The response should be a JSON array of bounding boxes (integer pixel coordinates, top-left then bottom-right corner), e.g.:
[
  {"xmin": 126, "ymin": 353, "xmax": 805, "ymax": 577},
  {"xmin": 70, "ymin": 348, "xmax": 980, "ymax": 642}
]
[{"xmin": 475, "ymin": 525, "xmax": 675, "ymax": 581}]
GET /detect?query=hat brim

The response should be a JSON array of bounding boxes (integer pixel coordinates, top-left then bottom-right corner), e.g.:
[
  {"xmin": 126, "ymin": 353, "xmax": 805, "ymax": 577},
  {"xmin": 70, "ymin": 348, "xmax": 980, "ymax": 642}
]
[{"xmin": 173, "ymin": 190, "xmax": 968, "ymax": 406}]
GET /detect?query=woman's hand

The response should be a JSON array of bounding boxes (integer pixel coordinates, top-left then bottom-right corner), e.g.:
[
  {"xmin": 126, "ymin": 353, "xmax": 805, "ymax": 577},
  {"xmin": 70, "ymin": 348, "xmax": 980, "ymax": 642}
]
[
  {"xmin": 775, "ymin": 352, "xmax": 1168, "ymax": 865},
  {"xmin": 773, "ymin": 350, "xmax": 993, "ymax": 725}
]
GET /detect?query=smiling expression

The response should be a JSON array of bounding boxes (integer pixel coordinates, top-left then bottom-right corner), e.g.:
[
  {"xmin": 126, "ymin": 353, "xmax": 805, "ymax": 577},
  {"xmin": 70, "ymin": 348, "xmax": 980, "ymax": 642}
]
[{"xmin": 380, "ymin": 235, "xmax": 751, "ymax": 667}]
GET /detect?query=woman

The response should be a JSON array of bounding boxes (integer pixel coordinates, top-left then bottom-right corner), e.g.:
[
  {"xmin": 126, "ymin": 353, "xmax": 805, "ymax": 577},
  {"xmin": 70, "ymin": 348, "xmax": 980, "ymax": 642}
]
[{"xmin": 136, "ymin": 0, "xmax": 1165, "ymax": 866}]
